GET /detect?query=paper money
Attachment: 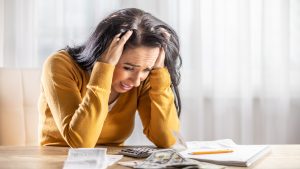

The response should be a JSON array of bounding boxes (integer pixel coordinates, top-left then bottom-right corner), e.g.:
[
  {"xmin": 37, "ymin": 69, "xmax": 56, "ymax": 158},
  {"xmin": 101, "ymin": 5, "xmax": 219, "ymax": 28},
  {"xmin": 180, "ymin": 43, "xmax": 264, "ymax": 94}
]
[
  {"xmin": 118, "ymin": 149, "xmax": 225, "ymax": 169},
  {"xmin": 135, "ymin": 149, "xmax": 198, "ymax": 168}
]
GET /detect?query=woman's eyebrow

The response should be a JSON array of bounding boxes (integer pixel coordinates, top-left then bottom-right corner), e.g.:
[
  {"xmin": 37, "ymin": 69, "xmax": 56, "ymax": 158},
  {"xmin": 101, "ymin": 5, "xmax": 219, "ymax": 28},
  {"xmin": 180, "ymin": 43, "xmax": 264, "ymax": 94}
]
[
  {"xmin": 124, "ymin": 62, "xmax": 152, "ymax": 70},
  {"xmin": 124, "ymin": 63, "xmax": 140, "ymax": 67}
]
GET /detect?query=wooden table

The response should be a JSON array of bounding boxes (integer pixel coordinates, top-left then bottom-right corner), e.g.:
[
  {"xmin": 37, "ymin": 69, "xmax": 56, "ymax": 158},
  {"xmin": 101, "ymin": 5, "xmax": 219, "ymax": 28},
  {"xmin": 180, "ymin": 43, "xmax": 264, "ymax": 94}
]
[{"xmin": 0, "ymin": 145, "xmax": 299, "ymax": 169}]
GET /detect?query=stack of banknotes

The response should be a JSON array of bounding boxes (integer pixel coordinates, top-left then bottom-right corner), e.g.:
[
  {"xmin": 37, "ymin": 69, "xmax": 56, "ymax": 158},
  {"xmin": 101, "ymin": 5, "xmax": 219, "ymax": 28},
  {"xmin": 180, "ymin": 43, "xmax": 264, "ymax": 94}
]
[{"xmin": 118, "ymin": 149, "xmax": 224, "ymax": 169}]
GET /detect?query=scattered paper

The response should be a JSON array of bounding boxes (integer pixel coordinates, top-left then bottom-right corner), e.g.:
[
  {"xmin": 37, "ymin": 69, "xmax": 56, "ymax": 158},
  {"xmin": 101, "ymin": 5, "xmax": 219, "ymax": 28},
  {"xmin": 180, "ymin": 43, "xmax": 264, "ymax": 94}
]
[
  {"xmin": 106, "ymin": 155, "xmax": 123, "ymax": 166},
  {"xmin": 63, "ymin": 148, "xmax": 123, "ymax": 169},
  {"xmin": 179, "ymin": 139, "xmax": 270, "ymax": 167},
  {"xmin": 171, "ymin": 131, "xmax": 188, "ymax": 151}
]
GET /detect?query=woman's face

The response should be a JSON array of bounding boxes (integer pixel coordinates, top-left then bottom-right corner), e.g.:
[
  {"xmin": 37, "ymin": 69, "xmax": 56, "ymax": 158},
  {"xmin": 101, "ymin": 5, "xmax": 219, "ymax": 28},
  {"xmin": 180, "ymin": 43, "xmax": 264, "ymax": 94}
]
[{"xmin": 112, "ymin": 46, "xmax": 159, "ymax": 93}]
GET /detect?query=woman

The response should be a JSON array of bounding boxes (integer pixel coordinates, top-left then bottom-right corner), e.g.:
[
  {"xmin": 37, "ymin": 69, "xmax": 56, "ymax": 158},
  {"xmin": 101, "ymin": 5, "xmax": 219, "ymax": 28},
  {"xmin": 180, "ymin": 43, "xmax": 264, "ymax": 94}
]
[{"xmin": 39, "ymin": 8, "xmax": 182, "ymax": 148}]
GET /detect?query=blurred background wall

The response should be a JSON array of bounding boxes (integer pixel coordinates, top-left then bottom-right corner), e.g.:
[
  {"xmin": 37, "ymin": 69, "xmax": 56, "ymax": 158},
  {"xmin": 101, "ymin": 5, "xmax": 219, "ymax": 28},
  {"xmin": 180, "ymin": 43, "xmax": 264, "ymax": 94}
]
[{"xmin": 0, "ymin": 0, "xmax": 299, "ymax": 145}]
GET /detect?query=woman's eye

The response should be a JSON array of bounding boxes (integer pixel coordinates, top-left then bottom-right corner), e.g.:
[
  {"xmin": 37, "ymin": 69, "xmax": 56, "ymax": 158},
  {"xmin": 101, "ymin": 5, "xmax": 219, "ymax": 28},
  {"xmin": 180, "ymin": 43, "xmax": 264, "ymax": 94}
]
[
  {"xmin": 124, "ymin": 67, "xmax": 134, "ymax": 71},
  {"xmin": 143, "ymin": 69, "xmax": 151, "ymax": 73}
]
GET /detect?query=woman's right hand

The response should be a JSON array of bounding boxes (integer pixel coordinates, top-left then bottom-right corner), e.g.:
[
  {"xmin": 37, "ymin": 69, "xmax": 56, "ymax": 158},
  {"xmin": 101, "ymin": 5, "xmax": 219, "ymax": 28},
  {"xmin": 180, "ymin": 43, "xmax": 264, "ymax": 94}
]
[{"xmin": 98, "ymin": 30, "xmax": 133, "ymax": 65}]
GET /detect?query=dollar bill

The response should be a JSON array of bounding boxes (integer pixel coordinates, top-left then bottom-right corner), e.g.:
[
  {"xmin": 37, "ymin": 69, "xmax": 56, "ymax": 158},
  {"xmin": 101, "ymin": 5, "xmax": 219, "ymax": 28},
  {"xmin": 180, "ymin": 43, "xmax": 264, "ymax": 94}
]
[{"xmin": 127, "ymin": 149, "xmax": 225, "ymax": 169}]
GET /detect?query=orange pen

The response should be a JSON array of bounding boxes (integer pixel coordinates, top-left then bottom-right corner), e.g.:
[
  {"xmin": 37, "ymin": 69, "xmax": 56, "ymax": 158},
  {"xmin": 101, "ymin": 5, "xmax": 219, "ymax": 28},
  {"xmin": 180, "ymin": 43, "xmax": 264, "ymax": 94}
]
[{"xmin": 190, "ymin": 149, "xmax": 234, "ymax": 155}]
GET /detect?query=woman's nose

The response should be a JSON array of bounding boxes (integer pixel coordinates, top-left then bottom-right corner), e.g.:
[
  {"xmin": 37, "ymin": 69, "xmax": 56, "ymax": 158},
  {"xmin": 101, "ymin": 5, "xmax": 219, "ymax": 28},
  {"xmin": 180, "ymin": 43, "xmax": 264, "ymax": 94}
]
[{"xmin": 131, "ymin": 73, "xmax": 141, "ymax": 87}]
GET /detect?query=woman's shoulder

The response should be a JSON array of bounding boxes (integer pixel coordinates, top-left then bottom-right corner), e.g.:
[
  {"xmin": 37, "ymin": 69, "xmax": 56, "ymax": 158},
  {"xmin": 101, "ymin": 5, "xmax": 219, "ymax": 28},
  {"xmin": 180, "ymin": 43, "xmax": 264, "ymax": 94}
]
[
  {"xmin": 42, "ymin": 50, "xmax": 82, "ymax": 72},
  {"xmin": 43, "ymin": 50, "xmax": 75, "ymax": 67}
]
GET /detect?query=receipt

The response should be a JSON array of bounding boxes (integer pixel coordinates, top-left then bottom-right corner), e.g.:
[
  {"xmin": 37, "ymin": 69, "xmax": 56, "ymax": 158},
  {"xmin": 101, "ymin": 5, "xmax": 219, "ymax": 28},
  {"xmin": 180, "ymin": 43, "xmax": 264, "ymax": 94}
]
[
  {"xmin": 63, "ymin": 148, "xmax": 109, "ymax": 169},
  {"xmin": 66, "ymin": 148, "xmax": 106, "ymax": 161}
]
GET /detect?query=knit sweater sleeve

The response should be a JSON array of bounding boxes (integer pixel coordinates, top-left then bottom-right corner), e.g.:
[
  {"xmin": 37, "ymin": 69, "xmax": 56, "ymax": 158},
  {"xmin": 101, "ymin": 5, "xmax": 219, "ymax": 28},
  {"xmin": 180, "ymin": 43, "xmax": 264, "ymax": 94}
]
[
  {"xmin": 137, "ymin": 67, "xmax": 180, "ymax": 148},
  {"xmin": 41, "ymin": 53, "xmax": 114, "ymax": 148}
]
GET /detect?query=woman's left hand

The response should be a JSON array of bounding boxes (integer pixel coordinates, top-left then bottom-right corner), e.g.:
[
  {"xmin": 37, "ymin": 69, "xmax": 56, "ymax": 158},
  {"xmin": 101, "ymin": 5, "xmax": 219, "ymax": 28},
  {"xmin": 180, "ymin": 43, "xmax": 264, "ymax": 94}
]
[{"xmin": 153, "ymin": 47, "xmax": 165, "ymax": 69}]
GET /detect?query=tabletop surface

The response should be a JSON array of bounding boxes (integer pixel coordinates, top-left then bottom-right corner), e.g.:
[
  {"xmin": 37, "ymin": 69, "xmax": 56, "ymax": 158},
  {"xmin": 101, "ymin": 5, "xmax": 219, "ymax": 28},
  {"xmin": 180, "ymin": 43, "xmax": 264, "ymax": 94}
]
[{"xmin": 0, "ymin": 145, "xmax": 300, "ymax": 169}]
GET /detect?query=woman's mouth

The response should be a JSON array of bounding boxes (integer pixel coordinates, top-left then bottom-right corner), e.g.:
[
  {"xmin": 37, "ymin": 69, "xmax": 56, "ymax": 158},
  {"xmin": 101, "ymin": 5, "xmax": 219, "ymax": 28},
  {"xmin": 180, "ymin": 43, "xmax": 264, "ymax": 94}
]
[{"xmin": 120, "ymin": 82, "xmax": 133, "ymax": 91}]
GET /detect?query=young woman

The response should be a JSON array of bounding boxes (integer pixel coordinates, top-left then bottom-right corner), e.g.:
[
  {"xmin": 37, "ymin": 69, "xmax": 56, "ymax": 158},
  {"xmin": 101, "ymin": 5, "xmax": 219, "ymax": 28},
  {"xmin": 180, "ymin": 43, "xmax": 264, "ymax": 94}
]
[{"xmin": 39, "ymin": 8, "xmax": 182, "ymax": 148}]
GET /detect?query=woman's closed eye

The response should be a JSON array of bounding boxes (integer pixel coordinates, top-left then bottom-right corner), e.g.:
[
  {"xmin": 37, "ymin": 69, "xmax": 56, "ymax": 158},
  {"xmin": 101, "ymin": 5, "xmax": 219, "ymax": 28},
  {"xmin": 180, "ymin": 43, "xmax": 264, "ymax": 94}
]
[
  {"xmin": 124, "ymin": 66, "xmax": 134, "ymax": 71},
  {"xmin": 123, "ymin": 65, "xmax": 152, "ymax": 72},
  {"xmin": 143, "ymin": 68, "xmax": 151, "ymax": 73}
]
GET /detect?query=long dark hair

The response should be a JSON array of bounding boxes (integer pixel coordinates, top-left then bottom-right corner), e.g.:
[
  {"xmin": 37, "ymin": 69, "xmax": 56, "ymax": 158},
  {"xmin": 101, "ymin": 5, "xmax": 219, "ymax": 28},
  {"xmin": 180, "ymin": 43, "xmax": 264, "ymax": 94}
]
[{"xmin": 66, "ymin": 8, "xmax": 182, "ymax": 116}]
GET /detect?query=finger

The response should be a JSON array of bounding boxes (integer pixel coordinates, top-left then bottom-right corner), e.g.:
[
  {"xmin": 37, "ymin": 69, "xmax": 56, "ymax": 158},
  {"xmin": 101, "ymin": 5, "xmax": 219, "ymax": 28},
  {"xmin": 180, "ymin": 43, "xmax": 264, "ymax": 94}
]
[
  {"xmin": 154, "ymin": 47, "xmax": 166, "ymax": 68},
  {"xmin": 159, "ymin": 47, "xmax": 165, "ymax": 58},
  {"xmin": 113, "ymin": 33, "xmax": 122, "ymax": 42},
  {"xmin": 158, "ymin": 27, "xmax": 171, "ymax": 41},
  {"xmin": 115, "ymin": 32, "xmax": 122, "ymax": 38},
  {"xmin": 118, "ymin": 30, "xmax": 133, "ymax": 45}
]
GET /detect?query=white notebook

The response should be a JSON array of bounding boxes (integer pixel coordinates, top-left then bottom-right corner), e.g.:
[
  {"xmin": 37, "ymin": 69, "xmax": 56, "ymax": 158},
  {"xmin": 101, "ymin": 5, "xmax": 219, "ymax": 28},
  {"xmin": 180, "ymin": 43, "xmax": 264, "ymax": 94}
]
[{"xmin": 179, "ymin": 139, "xmax": 270, "ymax": 167}]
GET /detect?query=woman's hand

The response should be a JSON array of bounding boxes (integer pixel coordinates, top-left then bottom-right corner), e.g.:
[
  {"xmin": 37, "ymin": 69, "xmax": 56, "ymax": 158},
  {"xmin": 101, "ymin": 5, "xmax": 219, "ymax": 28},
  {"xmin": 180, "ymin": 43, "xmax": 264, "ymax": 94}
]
[
  {"xmin": 152, "ymin": 28, "xmax": 170, "ymax": 69},
  {"xmin": 99, "ymin": 30, "xmax": 133, "ymax": 65},
  {"xmin": 153, "ymin": 47, "xmax": 166, "ymax": 69}
]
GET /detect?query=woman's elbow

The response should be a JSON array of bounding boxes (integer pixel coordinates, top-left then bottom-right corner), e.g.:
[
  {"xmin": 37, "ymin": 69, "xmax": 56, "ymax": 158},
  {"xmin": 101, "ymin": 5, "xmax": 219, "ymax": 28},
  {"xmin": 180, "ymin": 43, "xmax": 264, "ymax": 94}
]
[
  {"xmin": 148, "ymin": 132, "xmax": 176, "ymax": 148},
  {"xmin": 153, "ymin": 138, "xmax": 176, "ymax": 148},
  {"xmin": 63, "ymin": 131, "xmax": 96, "ymax": 148}
]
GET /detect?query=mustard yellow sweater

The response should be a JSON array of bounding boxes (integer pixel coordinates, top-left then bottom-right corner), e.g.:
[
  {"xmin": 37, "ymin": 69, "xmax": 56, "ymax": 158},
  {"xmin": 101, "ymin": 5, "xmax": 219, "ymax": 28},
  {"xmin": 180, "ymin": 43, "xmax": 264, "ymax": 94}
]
[{"xmin": 38, "ymin": 51, "xmax": 180, "ymax": 148}]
